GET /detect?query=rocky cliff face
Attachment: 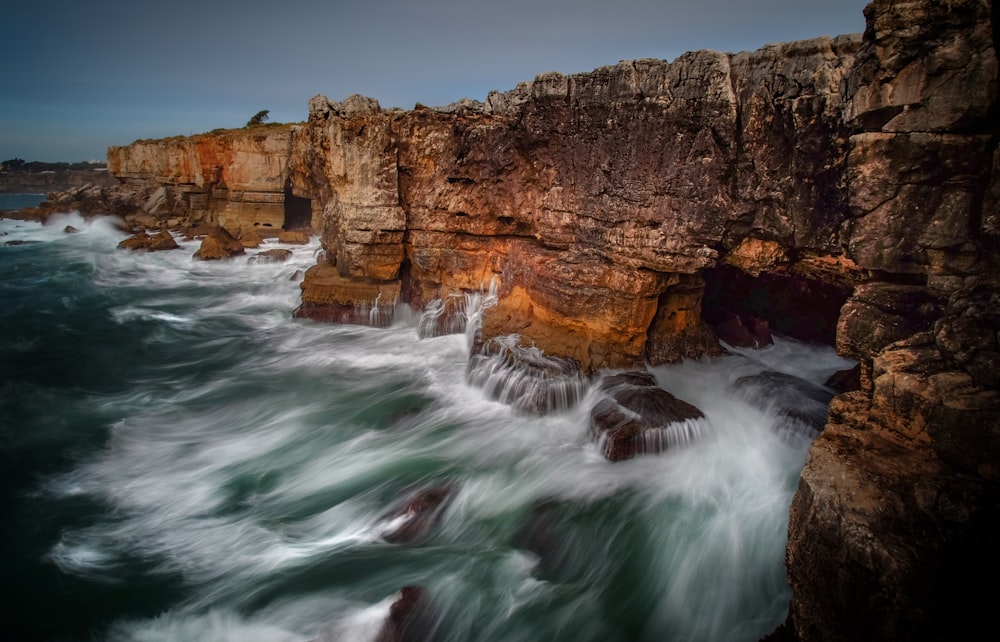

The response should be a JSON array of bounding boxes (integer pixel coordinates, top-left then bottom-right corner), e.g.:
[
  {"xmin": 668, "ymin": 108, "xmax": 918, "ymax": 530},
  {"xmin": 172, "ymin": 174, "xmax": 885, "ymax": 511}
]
[
  {"xmin": 101, "ymin": 1, "xmax": 998, "ymax": 639},
  {"xmin": 107, "ymin": 126, "xmax": 308, "ymax": 235},
  {"xmin": 785, "ymin": 1, "xmax": 999, "ymax": 640}
]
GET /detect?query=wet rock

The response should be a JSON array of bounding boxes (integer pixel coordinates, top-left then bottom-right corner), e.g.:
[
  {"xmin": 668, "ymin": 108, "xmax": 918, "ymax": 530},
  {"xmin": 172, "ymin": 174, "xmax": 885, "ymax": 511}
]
[
  {"xmin": 278, "ymin": 230, "xmax": 310, "ymax": 244},
  {"xmin": 590, "ymin": 370, "xmax": 707, "ymax": 462},
  {"xmin": 117, "ymin": 229, "xmax": 180, "ymax": 252},
  {"xmin": 193, "ymin": 225, "xmax": 245, "ymax": 260},
  {"xmin": 294, "ymin": 263, "xmax": 399, "ymax": 326},
  {"xmin": 3, "ymin": 239, "xmax": 41, "ymax": 246},
  {"xmin": 374, "ymin": 586, "xmax": 437, "ymax": 642},
  {"xmin": 248, "ymin": 248, "xmax": 293, "ymax": 264},
  {"xmin": 466, "ymin": 334, "xmax": 589, "ymax": 414},
  {"xmin": 239, "ymin": 229, "xmax": 264, "ymax": 248},
  {"xmin": 712, "ymin": 313, "xmax": 773, "ymax": 349},
  {"xmin": 63, "ymin": 225, "xmax": 80, "ymax": 234},
  {"xmin": 379, "ymin": 485, "xmax": 452, "ymax": 544},
  {"xmin": 735, "ymin": 370, "xmax": 835, "ymax": 433},
  {"xmin": 183, "ymin": 223, "xmax": 217, "ymax": 240},
  {"xmin": 289, "ymin": 269, "xmax": 304, "ymax": 282},
  {"xmin": 825, "ymin": 364, "xmax": 861, "ymax": 393}
]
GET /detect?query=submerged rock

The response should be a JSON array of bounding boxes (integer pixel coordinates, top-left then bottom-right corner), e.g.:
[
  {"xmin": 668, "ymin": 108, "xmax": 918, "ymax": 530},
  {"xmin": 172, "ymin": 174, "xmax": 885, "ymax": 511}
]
[
  {"xmin": 590, "ymin": 370, "xmax": 708, "ymax": 461},
  {"xmin": 379, "ymin": 484, "xmax": 452, "ymax": 544},
  {"xmin": 374, "ymin": 586, "xmax": 437, "ymax": 642},
  {"xmin": 239, "ymin": 229, "xmax": 264, "ymax": 248},
  {"xmin": 466, "ymin": 334, "xmax": 590, "ymax": 414},
  {"xmin": 248, "ymin": 248, "xmax": 293, "ymax": 264},
  {"xmin": 734, "ymin": 370, "xmax": 835, "ymax": 435}
]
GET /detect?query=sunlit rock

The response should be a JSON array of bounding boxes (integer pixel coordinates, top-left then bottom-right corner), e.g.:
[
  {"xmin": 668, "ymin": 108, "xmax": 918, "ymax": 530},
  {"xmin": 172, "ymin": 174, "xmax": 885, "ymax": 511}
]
[
  {"xmin": 192, "ymin": 225, "xmax": 244, "ymax": 260},
  {"xmin": 117, "ymin": 229, "xmax": 179, "ymax": 252}
]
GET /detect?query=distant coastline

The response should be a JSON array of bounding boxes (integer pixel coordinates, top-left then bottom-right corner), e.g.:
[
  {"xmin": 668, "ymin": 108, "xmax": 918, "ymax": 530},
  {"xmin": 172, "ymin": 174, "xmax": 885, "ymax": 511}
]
[{"xmin": 0, "ymin": 167, "xmax": 117, "ymax": 195}]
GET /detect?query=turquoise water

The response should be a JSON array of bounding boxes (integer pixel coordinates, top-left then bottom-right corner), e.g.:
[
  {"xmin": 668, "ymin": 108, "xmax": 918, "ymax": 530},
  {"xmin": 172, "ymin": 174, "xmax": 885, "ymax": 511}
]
[{"xmin": 0, "ymin": 213, "xmax": 854, "ymax": 641}]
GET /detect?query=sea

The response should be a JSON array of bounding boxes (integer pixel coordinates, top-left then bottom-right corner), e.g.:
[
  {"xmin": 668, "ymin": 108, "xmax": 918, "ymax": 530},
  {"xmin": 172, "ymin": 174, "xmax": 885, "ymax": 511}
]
[
  {"xmin": 0, "ymin": 193, "xmax": 47, "ymax": 211},
  {"xmin": 0, "ymin": 210, "xmax": 854, "ymax": 642}
]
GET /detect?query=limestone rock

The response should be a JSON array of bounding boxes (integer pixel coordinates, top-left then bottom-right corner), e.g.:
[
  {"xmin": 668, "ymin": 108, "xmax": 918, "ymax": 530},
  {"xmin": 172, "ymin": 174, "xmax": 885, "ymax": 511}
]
[
  {"xmin": 239, "ymin": 230, "xmax": 264, "ymax": 248},
  {"xmin": 117, "ymin": 229, "xmax": 180, "ymax": 252},
  {"xmin": 294, "ymin": 263, "xmax": 399, "ymax": 326},
  {"xmin": 277, "ymin": 230, "xmax": 309, "ymax": 244},
  {"xmin": 248, "ymin": 248, "xmax": 293, "ymax": 264},
  {"xmin": 466, "ymin": 335, "xmax": 590, "ymax": 415},
  {"xmin": 590, "ymin": 371, "xmax": 708, "ymax": 462},
  {"xmin": 192, "ymin": 226, "xmax": 244, "ymax": 260}
]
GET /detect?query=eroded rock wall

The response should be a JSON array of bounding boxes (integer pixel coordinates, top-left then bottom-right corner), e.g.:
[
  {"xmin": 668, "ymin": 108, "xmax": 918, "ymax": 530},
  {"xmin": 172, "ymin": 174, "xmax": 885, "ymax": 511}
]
[
  {"xmin": 288, "ymin": 35, "xmax": 861, "ymax": 370},
  {"xmin": 107, "ymin": 126, "xmax": 306, "ymax": 234},
  {"xmin": 786, "ymin": 1, "xmax": 1000, "ymax": 640}
]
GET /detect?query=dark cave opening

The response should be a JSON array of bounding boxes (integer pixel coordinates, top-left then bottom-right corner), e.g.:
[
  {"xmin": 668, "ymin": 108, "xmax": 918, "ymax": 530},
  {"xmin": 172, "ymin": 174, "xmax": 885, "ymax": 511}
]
[
  {"xmin": 283, "ymin": 182, "xmax": 313, "ymax": 231},
  {"xmin": 701, "ymin": 265, "xmax": 852, "ymax": 347}
]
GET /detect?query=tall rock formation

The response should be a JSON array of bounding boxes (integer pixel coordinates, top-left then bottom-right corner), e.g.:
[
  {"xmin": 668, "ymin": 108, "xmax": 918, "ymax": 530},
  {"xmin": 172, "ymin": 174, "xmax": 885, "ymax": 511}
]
[
  {"xmin": 99, "ymin": 1, "xmax": 999, "ymax": 639},
  {"xmin": 785, "ymin": 1, "xmax": 1000, "ymax": 640}
]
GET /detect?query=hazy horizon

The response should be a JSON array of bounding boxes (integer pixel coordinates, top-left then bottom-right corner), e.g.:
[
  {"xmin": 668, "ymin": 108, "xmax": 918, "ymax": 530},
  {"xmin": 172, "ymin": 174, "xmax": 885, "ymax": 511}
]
[{"xmin": 2, "ymin": 0, "xmax": 869, "ymax": 162}]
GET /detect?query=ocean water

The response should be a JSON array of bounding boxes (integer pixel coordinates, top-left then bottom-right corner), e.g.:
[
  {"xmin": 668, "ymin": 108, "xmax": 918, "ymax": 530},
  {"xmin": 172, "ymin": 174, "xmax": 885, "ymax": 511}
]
[
  {"xmin": 0, "ymin": 192, "xmax": 47, "ymax": 211},
  {"xmin": 0, "ymin": 213, "xmax": 854, "ymax": 642}
]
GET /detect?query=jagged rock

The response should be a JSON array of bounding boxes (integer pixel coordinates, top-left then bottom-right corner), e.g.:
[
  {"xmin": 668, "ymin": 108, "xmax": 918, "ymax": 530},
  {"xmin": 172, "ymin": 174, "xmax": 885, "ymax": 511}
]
[
  {"xmin": 294, "ymin": 262, "xmax": 399, "ymax": 326},
  {"xmin": 466, "ymin": 335, "xmax": 589, "ymax": 414},
  {"xmin": 248, "ymin": 248, "xmax": 293, "ymax": 264},
  {"xmin": 117, "ymin": 229, "xmax": 180, "ymax": 252},
  {"xmin": 824, "ymin": 364, "xmax": 862, "ymax": 393},
  {"xmin": 379, "ymin": 485, "xmax": 452, "ymax": 544},
  {"xmin": 590, "ymin": 371, "xmax": 707, "ymax": 461},
  {"xmin": 836, "ymin": 282, "xmax": 943, "ymax": 365},
  {"xmin": 192, "ymin": 226, "xmax": 244, "ymax": 260},
  {"xmin": 239, "ymin": 229, "xmax": 264, "ymax": 248},
  {"xmin": 712, "ymin": 313, "xmax": 774, "ymax": 349}
]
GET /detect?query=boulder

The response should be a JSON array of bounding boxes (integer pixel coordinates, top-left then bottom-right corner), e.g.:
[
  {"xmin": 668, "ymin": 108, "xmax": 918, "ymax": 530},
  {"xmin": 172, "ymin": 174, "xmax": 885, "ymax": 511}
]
[
  {"xmin": 248, "ymin": 248, "xmax": 293, "ymax": 264},
  {"xmin": 192, "ymin": 226, "xmax": 245, "ymax": 260},
  {"xmin": 590, "ymin": 371, "xmax": 707, "ymax": 461},
  {"xmin": 117, "ymin": 229, "xmax": 180, "ymax": 252},
  {"xmin": 465, "ymin": 335, "xmax": 590, "ymax": 414}
]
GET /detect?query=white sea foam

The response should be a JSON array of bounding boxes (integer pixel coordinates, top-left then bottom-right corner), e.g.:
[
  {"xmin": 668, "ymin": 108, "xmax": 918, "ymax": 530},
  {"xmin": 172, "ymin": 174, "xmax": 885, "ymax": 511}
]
[{"xmin": 25, "ymin": 223, "xmax": 856, "ymax": 641}]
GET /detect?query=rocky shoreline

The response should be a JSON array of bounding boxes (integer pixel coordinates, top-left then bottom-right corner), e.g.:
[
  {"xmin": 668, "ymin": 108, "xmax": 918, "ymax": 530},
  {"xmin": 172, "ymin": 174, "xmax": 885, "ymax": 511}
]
[{"xmin": 9, "ymin": 0, "xmax": 998, "ymax": 639}]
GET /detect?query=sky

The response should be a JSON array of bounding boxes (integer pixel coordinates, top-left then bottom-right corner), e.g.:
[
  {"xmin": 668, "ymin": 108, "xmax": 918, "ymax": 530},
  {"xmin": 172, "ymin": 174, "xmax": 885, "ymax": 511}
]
[{"xmin": 2, "ymin": 0, "xmax": 870, "ymax": 162}]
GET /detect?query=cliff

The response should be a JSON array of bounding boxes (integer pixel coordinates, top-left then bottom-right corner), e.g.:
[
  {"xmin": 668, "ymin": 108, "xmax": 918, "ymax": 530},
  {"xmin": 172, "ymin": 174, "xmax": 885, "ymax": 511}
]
[{"xmin": 100, "ymin": 0, "xmax": 998, "ymax": 639}]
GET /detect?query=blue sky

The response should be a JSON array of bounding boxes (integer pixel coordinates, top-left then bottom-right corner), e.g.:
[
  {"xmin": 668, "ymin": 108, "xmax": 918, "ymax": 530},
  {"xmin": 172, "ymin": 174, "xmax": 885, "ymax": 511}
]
[{"xmin": 2, "ymin": 0, "xmax": 869, "ymax": 162}]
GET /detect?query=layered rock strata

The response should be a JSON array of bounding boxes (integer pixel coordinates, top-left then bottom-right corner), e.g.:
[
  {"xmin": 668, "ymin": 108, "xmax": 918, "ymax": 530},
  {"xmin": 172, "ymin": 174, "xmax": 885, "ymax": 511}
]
[{"xmin": 99, "ymin": 0, "xmax": 1000, "ymax": 639}]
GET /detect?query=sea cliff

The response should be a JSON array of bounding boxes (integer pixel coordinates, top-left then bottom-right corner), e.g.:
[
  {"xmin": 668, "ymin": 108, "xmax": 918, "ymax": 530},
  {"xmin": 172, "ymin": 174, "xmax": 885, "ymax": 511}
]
[{"xmin": 85, "ymin": 0, "xmax": 998, "ymax": 639}]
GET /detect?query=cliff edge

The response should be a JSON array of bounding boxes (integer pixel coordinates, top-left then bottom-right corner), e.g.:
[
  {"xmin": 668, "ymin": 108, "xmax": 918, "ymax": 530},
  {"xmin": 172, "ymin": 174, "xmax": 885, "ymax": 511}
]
[{"xmin": 97, "ymin": 1, "xmax": 998, "ymax": 639}]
